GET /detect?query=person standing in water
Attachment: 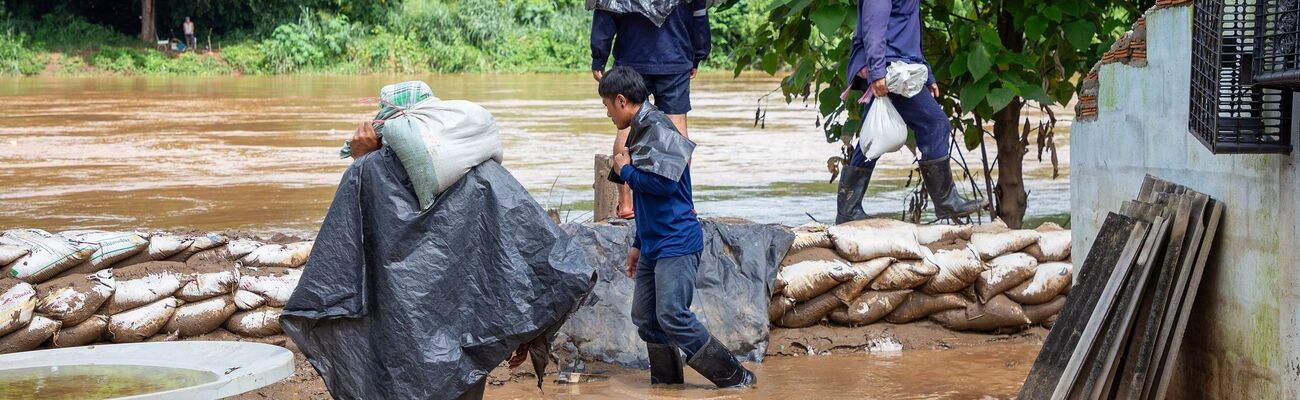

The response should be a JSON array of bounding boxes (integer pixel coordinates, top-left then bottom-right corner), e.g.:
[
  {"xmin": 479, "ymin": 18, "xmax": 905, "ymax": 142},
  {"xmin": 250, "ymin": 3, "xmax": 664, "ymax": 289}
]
[
  {"xmin": 600, "ymin": 67, "xmax": 755, "ymax": 389},
  {"xmin": 591, "ymin": 0, "xmax": 711, "ymax": 219},
  {"xmin": 837, "ymin": 0, "xmax": 985, "ymax": 224}
]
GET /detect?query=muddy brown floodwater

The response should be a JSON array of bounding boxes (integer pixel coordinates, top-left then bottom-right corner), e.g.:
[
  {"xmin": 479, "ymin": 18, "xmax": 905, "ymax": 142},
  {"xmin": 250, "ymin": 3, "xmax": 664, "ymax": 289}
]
[
  {"xmin": 0, "ymin": 73, "xmax": 1069, "ymax": 235},
  {"xmin": 486, "ymin": 343, "xmax": 1039, "ymax": 400}
]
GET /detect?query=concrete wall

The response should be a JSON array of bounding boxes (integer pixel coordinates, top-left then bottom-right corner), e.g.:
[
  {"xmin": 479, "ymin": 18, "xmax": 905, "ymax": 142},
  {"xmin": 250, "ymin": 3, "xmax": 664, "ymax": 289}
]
[{"xmin": 1071, "ymin": 6, "xmax": 1297, "ymax": 399}]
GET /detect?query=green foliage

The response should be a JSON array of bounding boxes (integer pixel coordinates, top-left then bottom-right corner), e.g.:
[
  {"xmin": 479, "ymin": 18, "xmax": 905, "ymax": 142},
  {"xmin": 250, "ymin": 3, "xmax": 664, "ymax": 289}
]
[
  {"xmin": 88, "ymin": 46, "xmax": 231, "ymax": 75},
  {"xmin": 0, "ymin": 29, "xmax": 42, "ymax": 75}
]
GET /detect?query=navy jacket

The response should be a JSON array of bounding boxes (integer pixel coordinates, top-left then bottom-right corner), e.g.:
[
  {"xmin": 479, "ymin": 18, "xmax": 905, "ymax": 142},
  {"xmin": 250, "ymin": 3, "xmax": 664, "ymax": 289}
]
[
  {"xmin": 846, "ymin": 0, "xmax": 936, "ymax": 91},
  {"xmin": 591, "ymin": 0, "xmax": 712, "ymax": 75},
  {"xmin": 619, "ymin": 105, "xmax": 703, "ymax": 260}
]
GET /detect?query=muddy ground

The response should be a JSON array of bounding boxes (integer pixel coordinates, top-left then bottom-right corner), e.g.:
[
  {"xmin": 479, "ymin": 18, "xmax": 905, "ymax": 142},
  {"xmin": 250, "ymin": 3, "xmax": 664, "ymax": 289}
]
[{"xmin": 229, "ymin": 322, "xmax": 1048, "ymax": 399}]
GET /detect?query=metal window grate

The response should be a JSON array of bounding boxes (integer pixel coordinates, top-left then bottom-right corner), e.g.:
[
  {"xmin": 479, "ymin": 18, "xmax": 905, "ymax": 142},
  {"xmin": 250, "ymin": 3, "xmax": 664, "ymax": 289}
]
[
  {"xmin": 1190, "ymin": 0, "xmax": 1293, "ymax": 154},
  {"xmin": 1252, "ymin": 0, "xmax": 1300, "ymax": 87}
]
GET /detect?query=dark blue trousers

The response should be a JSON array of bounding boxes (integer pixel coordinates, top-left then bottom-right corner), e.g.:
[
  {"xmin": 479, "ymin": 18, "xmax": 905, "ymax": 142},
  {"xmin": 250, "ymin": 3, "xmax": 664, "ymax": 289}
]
[
  {"xmin": 849, "ymin": 88, "xmax": 952, "ymax": 168},
  {"xmin": 631, "ymin": 252, "xmax": 710, "ymax": 359}
]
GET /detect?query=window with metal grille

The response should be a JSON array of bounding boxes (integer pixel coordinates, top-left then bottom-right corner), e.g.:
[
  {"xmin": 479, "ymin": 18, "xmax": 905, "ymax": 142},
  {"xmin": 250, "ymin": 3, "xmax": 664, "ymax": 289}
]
[{"xmin": 1190, "ymin": 0, "xmax": 1293, "ymax": 154}]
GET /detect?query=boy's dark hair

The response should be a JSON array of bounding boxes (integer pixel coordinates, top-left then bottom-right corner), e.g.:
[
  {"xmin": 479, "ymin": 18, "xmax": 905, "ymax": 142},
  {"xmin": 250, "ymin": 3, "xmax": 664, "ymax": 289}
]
[{"xmin": 598, "ymin": 67, "xmax": 650, "ymax": 104}]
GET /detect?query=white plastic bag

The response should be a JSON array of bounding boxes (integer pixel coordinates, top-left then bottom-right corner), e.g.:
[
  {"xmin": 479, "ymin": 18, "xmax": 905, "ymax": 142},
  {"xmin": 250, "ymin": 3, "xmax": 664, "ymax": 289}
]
[
  {"xmin": 886, "ymin": 61, "xmax": 930, "ymax": 98},
  {"xmin": 857, "ymin": 98, "xmax": 908, "ymax": 162}
]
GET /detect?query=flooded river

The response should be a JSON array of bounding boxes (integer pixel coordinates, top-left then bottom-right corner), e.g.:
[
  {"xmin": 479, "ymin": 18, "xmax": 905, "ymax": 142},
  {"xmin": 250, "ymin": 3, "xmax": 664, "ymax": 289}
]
[
  {"xmin": 0, "ymin": 73, "xmax": 1069, "ymax": 235},
  {"xmin": 486, "ymin": 343, "xmax": 1040, "ymax": 399}
]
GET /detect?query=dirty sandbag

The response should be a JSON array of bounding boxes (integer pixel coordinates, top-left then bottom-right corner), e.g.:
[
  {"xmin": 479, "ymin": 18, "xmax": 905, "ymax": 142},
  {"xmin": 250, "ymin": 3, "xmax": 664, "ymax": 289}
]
[
  {"xmin": 780, "ymin": 247, "xmax": 845, "ymax": 267},
  {"xmin": 0, "ymin": 315, "xmax": 59, "ymax": 354},
  {"xmin": 164, "ymin": 295, "xmax": 237, "ymax": 338},
  {"xmin": 103, "ymin": 262, "xmax": 187, "ymax": 314},
  {"xmin": 790, "ymin": 222, "xmax": 833, "ymax": 252},
  {"xmin": 227, "ymin": 307, "xmax": 282, "ymax": 337},
  {"xmin": 976, "ymin": 253, "xmax": 1038, "ymax": 303},
  {"xmin": 915, "ymin": 223, "xmax": 972, "ymax": 245},
  {"xmin": 186, "ymin": 239, "xmax": 262, "ymax": 266},
  {"xmin": 3, "ymin": 229, "xmax": 98, "ymax": 283},
  {"xmin": 36, "ymin": 269, "xmax": 114, "ymax": 326},
  {"xmin": 280, "ymin": 152, "xmax": 595, "ymax": 400},
  {"xmin": 145, "ymin": 234, "xmax": 194, "ymax": 260},
  {"xmin": 1024, "ymin": 295, "xmax": 1067, "ymax": 324},
  {"xmin": 870, "ymin": 260, "xmax": 937, "ymax": 291},
  {"xmin": 919, "ymin": 249, "xmax": 984, "ymax": 294},
  {"xmin": 176, "ymin": 264, "xmax": 238, "ymax": 302},
  {"xmin": 241, "ymin": 242, "xmax": 313, "ymax": 268},
  {"xmin": 106, "ymin": 297, "xmax": 178, "ymax": 343},
  {"xmin": 857, "ymin": 96, "xmax": 908, "ymax": 162},
  {"xmin": 163, "ymin": 233, "xmax": 227, "ymax": 262},
  {"xmin": 886, "ymin": 61, "xmax": 930, "ymax": 98},
  {"xmin": 775, "ymin": 291, "xmax": 841, "ymax": 328},
  {"xmin": 0, "ymin": 280, "xmax": 36, "ymax": 337},
  {"xmin": 0, "ymin": 241, "xmax": 29, "ymax": 266},
  {"xmin": 829, "ymin": 258, "xmax": 893, "ymax": 303},
  {"xmin": 1024, "ymin": 223, "xmax": 1071, "ymax": 262},
  {"xmin": 232, "ymin": 289, "xmax": 267, "ymax": 311},
  {"xmin": 777, "ymin": 260, "xmax": 855, "ymax": 302},
  {"xmin": 1005, "ymin": 262, "xmax": 1072, "ymax": 305},
  {"xmin": 768, "ymin": 296, "xmax": 795, "ymax": 323},
  {"xmin": 886, "ymin": 291, "xmax": 967, "ymax": 323},
  {"xmin": 61, "ymin": 230, "xmax": 149, "ymax": 270},
  {"xmin": 929, "ymin": 295, "xmax": 1030, "ymax": 332},
  {"xmin": 970, "ymin": 229, "xmax": 1041, "ymax": 260},
  {"xmin": 239, "ymin": 266, "xmax": 301, "ymax": 307},
  {"xmin": 828, "ymin": 219, "xmax": 924, "ymax": 261},
  {"xmin": 50, "ymin": 314, "xmax": 108, "ymax": 348},
  {"xmin": 828, "ymin": 290, "xmax": 911, "ymax": 326}
]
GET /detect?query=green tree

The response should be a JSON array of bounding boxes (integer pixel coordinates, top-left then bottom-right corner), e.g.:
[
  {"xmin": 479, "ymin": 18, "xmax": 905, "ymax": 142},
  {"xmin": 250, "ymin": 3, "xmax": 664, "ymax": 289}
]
[{"xmin": 727, "ymin": 0, "xmax": 1147, "ymax": 228}]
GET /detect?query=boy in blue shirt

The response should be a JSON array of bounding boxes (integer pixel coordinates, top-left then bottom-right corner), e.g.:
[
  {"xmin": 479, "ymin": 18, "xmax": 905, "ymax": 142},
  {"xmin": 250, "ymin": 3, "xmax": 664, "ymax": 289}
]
[{"xmin": 599, "ymin": 67, "xmax": 755, "ymax": 389}]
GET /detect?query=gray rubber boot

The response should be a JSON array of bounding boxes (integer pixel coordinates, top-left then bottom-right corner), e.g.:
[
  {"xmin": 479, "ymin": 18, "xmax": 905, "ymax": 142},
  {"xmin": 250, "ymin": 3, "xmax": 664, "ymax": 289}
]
[
  {"xmin": 646, "ymin": 342, "xmax": 684, "ymax": 384},
  {"xmin": 918, "ymin": 157, "xmax": 986, "ymax": 219},
  {"xmin": 835, "ymin": 164, "xmax": 874, "ymax": 224},
  {"xmin": 686, "ymin": 336, "xmax": 756, "ymax": 388}
]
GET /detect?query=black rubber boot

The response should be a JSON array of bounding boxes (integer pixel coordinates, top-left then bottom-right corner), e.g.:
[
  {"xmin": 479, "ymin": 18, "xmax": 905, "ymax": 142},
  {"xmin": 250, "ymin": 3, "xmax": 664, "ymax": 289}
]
[
  {"xmin": 918, "ymin": 157, "xmax": 986, "ymax": 219},
  {"xmin": 646, "ymin": 342, "xmax": 684, "ymax": 385},
  {"xmin": 835, "ymin": 164, "xmax": 874, "ymax": 224},
  {"xmin": 686, "ymin": 336, "xmax": 756, "ymax": 389}
]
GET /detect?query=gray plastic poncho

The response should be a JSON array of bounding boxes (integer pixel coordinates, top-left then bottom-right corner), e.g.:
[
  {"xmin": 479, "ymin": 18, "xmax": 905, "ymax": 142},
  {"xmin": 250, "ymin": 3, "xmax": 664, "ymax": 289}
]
[
  {"xmin": 609, "ymin": 103, "xmax": 696, "ymax": 184},
  {"xmin": 281, "ymin": 150, "xmax": 595, "ymax": 400},
  {"xmin": 586, "ymin": 0, "xmax": 725, "ymax": 26}
]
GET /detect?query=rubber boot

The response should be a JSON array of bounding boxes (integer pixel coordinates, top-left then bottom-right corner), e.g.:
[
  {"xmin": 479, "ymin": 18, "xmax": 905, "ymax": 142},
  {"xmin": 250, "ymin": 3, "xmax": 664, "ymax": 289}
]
[
  {"xmin": 835, "ymin": 164, "xmax": 874, "ymax": 224},
  {"xmin": 646, "ymin": 342, "xmax": 685, "ymax": 384},
  {"xmin": 918, "ymin": 158, "xmax": 986, "ymax": 219},
  {"xmin": 686, "ymin": 336, "xmax": 756, "ymax": 388}
]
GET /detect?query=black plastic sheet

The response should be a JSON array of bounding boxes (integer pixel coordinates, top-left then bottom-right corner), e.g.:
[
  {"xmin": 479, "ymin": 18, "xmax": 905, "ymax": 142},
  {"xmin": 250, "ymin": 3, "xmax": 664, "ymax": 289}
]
[
  {"xmin": 281, "ymin": 150, "xmax": 595, "ymax": 400},
  {"xmin": 554, "ymin": 219, "xmax": 793, "ymax": 367}
]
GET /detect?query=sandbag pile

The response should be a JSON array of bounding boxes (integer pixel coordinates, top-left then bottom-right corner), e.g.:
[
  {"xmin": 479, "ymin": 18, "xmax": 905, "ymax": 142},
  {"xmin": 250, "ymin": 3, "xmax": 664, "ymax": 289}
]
[
  {"xmin": 772, "ymin": 219, "xmax": 1074, "ymax": 332},
  {"xmin": 0, "ymin": 229, "xmax": 310, "ymax": 354}
]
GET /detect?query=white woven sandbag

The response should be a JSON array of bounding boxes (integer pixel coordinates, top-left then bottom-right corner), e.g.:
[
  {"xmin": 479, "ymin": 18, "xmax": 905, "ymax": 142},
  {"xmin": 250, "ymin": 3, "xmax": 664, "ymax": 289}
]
[
  {"xmin": 239, "ymin": 267, "xmax": 302, "ymax": 307},
  {"xmin": 382, "ymin": 97, "xmax": 503, "ymax": 209},
  {"xmin": 790, "ymin": 222, "xmax": 833, "ymax": 252},
  {"xmin": 3, "ymin": 229, "xmax": 97, "ymax": 283},
  {"xmin": 1006, "ymin": 262, "xmax": 1073, "ymax": 305},
  {"xmin": 828, "ymin": 219, "xmax": 924, "ymax": 262},
  {"xmin": 970, "ymin": 230, "xmax": 1041, "ymax": 260},
  {"xmin": 776, "ymin": 260, "xmax": 856, "ymax": 302},
  {"xmin": 241, "ymin": 242, "xmax": 313, "ymax": 268},
  {"xmin": 106, "ymin": 297, "xmax": 177, "ymax": 343},
  {"xmin": 0, "ymin": 281, "xmax": 36, "ymax": 337},
  {"xmin": 61, "ymin": 230, "xmax": 149, "ymax": 270}
]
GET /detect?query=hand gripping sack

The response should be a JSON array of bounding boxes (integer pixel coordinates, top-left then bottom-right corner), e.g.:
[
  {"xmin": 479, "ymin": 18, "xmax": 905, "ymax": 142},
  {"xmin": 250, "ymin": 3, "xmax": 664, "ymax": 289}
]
[{"xmin": 857, "ymin": 97, "xmax": 907, "ymax": 161}]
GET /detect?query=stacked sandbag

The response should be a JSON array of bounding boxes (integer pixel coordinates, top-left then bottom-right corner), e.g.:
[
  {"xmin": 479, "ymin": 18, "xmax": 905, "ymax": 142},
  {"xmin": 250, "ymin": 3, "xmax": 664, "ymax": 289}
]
[
  {"xmin": 771, "ymin": 219, "xmax": 1075, "ymax": 333},
  {"xmin": 0, "ymin": 231, "xmax": 314, "ymax": 354}
]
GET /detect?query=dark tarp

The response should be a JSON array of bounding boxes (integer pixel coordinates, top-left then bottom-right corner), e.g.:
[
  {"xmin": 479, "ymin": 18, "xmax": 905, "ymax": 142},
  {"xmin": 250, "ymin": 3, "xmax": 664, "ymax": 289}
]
[
  {"xmin": 586, "ymin": 0, "xmax": 689, "ymax": 26},
  {"xmin": 553, "ymin": 219, "xmax": 794, "ymax": 367},
  {"xmin": 281, "ymin": 149, "xmax": 596, "ymax": 400}
]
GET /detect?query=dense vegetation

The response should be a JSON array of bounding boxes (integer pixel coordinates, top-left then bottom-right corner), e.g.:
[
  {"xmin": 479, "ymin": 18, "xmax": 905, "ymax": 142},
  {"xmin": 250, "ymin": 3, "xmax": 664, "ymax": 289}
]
[{"xmin": 0, "ymin": 0, "xmax": 769, "ymax": 76}]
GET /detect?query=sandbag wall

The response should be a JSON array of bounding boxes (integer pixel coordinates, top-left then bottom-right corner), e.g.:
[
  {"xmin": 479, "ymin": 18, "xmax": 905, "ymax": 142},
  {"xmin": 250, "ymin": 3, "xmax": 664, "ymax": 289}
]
[
  {"xmin": 0, "ymin": 229, "xmax": 310, "ymax": 354},
  {"xmin": 771, "ymin": 219, "xmax": 1074, "ymax": 332}
]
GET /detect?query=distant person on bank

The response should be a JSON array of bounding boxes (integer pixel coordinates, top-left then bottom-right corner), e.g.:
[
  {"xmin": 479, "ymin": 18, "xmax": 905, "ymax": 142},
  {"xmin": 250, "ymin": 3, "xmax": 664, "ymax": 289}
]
[
  {"xmin": 836, "ymin": 0, "xmax": 985, "ymax": 224},
  {"xmin": 600, "ymin": 67, "xmax": 755, "ymax": 389},
  {"xmin": 591, "ymin": 0, "xmax": 711, "ymax": 219},
  {"xmin": 183, "ymin": 17, "xmax": 196, "ymax": 51}
]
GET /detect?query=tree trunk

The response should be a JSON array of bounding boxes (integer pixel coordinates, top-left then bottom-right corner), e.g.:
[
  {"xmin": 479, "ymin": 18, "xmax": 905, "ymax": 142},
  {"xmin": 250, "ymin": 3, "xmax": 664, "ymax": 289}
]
[
  {"xmin": 992, "ymin": 102, "xmax": 1027, "ymax": 228},
  {"xmin": 993, "ymin": 7, "xmax": 1028, "ymax": 229},
  {"xmin": 141, "ymin": 0, "xmax": 156, "ymax": 43}
]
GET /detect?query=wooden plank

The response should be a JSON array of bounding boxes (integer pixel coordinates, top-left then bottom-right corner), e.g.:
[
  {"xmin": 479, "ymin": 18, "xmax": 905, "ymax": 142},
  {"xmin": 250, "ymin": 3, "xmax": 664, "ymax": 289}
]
[
  {"xmin": 1150, "ymin": 199, "xmax": 1222, "ymax": 400},
  {"xmin": 592, "ymin": 154, "xmax": 619, "ymax": 222},
  {"xmin": 1135, "ymin": 192, "xmax": 1207, "ymax": 400},
  {"xmin": 1115, "ymin": 193, "xmax": 1196, "ymax": 398},
  {"xmin": 1073, "ymin": 211, "xmax": 1172, "ymax": 400},
  {"xmin": 1048, "ymin": 218, "xmax": 1151, "ymax": 400},
  {"xmin": 1018, "ymin": 213, "xmax": 1145, "ymax": 400}
]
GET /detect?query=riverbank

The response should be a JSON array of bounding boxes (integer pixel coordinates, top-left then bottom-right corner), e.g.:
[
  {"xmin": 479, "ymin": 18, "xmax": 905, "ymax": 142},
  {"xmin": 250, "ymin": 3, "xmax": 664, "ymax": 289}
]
[{"xmin": 233, "ymin": 323, "xmax": 1047, "ymax": 400}]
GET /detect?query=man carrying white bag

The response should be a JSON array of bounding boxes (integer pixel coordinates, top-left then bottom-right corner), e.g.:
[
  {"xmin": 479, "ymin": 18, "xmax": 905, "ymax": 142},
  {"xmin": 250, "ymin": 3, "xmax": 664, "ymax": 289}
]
[{"xmin": 837, "ymin": 0, "xmax": 985, "ymax": 224}]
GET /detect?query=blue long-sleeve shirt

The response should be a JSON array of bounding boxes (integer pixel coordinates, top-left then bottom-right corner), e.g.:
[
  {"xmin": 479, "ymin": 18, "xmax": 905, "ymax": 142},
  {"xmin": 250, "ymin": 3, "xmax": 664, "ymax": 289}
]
[
  {"xmin": 591, "ymin": 0, "xmax": 711, "ymax": 75},
  {"xmin": 846, "ymin": 0, "xmax": 936, "ymax": 91},
  {"xmin": 621, "ymin": 163, "xmax": 703, "ymax": 260}
]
